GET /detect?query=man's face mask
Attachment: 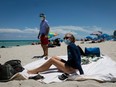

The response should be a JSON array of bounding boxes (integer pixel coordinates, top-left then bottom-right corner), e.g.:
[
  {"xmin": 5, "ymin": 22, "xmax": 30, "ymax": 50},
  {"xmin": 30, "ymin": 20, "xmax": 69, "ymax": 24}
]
[{"xmin": 40, "ymin": 17, "xmax": 44, "ymax": 21}]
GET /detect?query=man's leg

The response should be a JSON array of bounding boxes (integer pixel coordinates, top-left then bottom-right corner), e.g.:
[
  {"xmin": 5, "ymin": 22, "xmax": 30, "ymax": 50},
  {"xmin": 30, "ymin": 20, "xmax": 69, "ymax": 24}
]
[
  {"xmin": 41, "ymin": 44, "xmax": 45, "ymax": 56},
  {"xmin": 43, "ymin": 45, "xmax": 48, "ymax": 56},
  {"xmin": 41, "ymin": 44, "xmax": 48, "ymax": 59},
  {"xmin": 40, "ymin": 35, "xmax": 48, "ymax": 57}
]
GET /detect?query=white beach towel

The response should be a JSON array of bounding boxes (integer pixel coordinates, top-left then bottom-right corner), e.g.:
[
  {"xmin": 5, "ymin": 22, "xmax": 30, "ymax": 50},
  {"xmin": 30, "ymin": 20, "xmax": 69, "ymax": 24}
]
[{"xmin": 11, "ymin": 55, "xmax": 116, "ymax": 83}]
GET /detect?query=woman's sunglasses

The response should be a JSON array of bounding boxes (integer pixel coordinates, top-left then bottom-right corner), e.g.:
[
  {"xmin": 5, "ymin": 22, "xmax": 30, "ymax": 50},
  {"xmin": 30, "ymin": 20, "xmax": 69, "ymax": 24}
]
[{"xmin": 63, "ymin": 37, "xmax": 70, "ymax": 39}]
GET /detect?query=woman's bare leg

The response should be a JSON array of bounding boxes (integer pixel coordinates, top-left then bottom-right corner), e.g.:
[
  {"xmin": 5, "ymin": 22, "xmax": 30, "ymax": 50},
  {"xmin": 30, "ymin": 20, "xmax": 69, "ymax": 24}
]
[{"xmin": 28, "ymin": 56, "xmax": 75, "ymax": 74}]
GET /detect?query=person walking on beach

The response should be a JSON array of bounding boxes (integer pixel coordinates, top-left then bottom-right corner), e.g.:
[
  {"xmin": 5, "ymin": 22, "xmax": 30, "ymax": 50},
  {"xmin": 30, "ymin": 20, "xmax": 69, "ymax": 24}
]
[
  {"xmin": 37, "ymin": 13, "xmax": 50, "ymax": 59},
  {"xmin": 28, "ymin": 33, "xmax": 84, "ymax": 80}
]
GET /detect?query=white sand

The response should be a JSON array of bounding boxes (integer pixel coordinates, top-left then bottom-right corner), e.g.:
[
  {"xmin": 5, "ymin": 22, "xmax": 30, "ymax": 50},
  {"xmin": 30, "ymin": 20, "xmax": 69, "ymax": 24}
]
[{"xmin": 0, "ymin": 41, "xmax": 116, "ymax": 87}]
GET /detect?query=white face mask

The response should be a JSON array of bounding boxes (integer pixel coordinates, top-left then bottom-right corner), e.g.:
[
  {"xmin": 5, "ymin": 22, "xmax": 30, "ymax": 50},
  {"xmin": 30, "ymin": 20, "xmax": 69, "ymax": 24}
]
[
  {"xmin": 40, "ymin": 17, "xmax": 44, "ymax": 21},
  {"xmin": 64, "ymin": 39, "xmax": 71, "ymax": 45}
]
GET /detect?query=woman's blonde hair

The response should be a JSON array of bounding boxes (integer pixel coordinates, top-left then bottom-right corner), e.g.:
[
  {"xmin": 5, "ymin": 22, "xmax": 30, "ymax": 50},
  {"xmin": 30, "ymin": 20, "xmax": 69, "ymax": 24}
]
[{"xmin": 65, "ymin": 33, "xmax": 75, "ymax": 43}]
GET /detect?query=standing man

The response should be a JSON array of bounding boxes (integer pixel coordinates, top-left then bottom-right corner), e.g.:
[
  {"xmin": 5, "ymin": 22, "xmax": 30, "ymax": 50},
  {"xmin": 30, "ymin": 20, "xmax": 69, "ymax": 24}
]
[{"xmin": 38, "ymin": 13, "xmax": 50, "ymax": 59}]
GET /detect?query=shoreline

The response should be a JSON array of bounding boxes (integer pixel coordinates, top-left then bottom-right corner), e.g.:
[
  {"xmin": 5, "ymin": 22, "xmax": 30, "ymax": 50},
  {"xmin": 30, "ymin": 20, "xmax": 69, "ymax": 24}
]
[{"xmin": 0, "ymin": 40, "xmax": 40, "ymax": 48}]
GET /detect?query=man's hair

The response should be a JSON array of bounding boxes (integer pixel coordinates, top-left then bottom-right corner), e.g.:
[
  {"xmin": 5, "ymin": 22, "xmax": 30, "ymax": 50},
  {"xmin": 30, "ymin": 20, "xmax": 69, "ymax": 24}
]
[{"xmin": 40, "ymin": 13, "xmax": 46, "ymax": 18}]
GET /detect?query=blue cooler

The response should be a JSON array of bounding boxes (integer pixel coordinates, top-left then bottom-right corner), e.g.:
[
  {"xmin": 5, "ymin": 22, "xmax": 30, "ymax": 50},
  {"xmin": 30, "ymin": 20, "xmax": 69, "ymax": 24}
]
[{"xmin": 85, "ymin": 47, "xmax": 100, "ymax": 57}]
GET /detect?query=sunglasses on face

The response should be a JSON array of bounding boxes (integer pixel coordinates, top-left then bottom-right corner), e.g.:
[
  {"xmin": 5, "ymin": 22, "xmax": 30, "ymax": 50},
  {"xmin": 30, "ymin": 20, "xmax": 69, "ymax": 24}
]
[{"xmin": 63, "ymin": 37, "xmax": 70, "ymax": 39}]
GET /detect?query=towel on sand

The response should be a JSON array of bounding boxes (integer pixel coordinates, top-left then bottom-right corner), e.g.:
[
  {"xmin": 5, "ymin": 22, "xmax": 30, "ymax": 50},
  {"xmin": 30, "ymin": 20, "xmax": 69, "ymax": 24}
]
[{"xmin": 11, "ymin": 55, "xmax": 116, "ymax": 83}]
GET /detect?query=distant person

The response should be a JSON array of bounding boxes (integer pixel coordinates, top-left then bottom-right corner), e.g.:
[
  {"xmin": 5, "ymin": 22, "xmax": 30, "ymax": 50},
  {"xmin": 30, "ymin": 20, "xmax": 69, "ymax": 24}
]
[
  {"xmin": 48, "ymin": 40, "xmax": 56, "ymax": 48},
  {"xmin": 37, "ymin": 13, "xmax": 50, "ymax": 59},
  {"xmin": 54, "ymin": 38, "xmax": 61, "ymax": 46},
  {"xmin": 28, "ymin": 33, "xmax": 84, "ymax": 80}
]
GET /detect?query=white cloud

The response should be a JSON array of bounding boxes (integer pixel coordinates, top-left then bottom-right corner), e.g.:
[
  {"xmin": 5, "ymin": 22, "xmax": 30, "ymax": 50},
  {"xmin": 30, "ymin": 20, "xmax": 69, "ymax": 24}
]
[
  {"xmin": 50, "ymin": 25, "xmax": 106, "ymax": 34},
  {"xmin": 0, "ymin": 28, "xmax": 22, "ymax": 33},
  {"xmin": 0, "ymin": 28, "xmax": 38, "ymax": 34},
  {"xmin": 0, "ymin": 25, "xmax": 113, "ymax": 40},
  {"xmin": 49, "ymin": 25, "xmax": 114, "ymax": 38},
  {"xmin": 23, "ymin": 28, "xmax": 38, "ymax": 33},
  {"xmin": 0, "ymin": 28, "xmax": 39, "ymax": 40},
  {"xmin": 0, "ymin": 26, "xmax": 111, "ymax": 35}
]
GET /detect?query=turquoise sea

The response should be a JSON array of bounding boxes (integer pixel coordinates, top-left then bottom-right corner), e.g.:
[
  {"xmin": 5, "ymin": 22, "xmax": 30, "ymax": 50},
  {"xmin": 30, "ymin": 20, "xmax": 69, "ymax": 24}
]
[{"xmin": 0, "ymin": 40, "xmax": 40, "ymax": 48}]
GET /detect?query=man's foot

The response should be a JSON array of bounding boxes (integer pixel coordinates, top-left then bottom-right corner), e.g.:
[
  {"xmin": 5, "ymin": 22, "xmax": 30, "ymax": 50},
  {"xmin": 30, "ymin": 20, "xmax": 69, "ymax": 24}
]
[
  {"xmin": 58, "ymin": 73, "xmax": 69, "ymax": 80},
  {"xmin": 44, "ymin": 56, "xmax": 48, "ymax": 60},
  {"xmin": 40, "ymin": 55, "xmax": 46, "ymax": 58},
  {"xmin": 33, "ymin": 55, "xmax": 45, "ymax": 58}
]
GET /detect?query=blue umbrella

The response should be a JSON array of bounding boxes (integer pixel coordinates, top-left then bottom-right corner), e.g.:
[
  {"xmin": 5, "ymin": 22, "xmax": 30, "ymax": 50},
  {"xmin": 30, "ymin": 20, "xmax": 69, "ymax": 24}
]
[
  {"xmin": 100, "ymin": 33, "xmax": 112, "ymax": 40},
  {"xmin": 100, "ymin": 33, "xmax": 110, "ymax": 38},
  {"xmin": 85, "ymin": 36, "xmax": 93, "ymax": 40}
]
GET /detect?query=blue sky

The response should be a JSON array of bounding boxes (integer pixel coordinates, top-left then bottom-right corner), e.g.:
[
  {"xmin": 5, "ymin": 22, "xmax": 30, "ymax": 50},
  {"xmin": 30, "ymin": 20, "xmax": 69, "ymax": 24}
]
[{"xmin": 0, "ymin": 0, "xmax": 116, "ymax": 40}]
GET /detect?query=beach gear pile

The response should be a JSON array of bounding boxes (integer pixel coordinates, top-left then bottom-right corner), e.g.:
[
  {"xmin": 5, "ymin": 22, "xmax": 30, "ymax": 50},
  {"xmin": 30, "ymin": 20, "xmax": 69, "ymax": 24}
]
[
  {"xmin": 7, "ymin": 54, "xmax": 116, "ymax": 83},
  {"xmin": 1, "ymin": 46, "xmax": 116, "ymax": 83}
]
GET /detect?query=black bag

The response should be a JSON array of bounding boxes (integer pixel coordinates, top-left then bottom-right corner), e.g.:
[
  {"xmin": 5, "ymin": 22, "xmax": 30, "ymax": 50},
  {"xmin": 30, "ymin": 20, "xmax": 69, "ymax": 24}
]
[
  {"xmin": 4, "ymin": 60, "xmax": 24, "ymax": 73},
  {"xmin": 0, "ymin": 60, "xmax": 24, "ymax": 82},
  {"xmin": 0, "ymin": 63, "xmax": 15, "ymax": 81},
  {"xmin": 77, "ymin": 45, "xmax": 86, "ymax": 56}
]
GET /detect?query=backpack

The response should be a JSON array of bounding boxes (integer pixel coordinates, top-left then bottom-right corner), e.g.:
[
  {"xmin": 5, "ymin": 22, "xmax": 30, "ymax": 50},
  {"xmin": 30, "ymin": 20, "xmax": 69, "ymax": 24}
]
[
  {"xmin": 0, "ymin": 60, "xmax": 24, "ymax": 82},
  {"xmin": 77, "ymin": 45, "xmax": 86, "ymax": 56},
  {"xmin": 0, "ymin": 63, "xmax": 15, "ymax": 82},
  {"xmin": 4, "ymin": 60, "xmax": 24, "ymax": 73}
]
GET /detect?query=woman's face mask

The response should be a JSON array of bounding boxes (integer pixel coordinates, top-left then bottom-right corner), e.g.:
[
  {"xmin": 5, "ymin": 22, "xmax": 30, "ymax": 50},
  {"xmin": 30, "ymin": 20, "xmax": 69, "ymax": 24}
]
[{"xmin": 64, "ymin": 39, "xmax": 71, "ymax": 45}]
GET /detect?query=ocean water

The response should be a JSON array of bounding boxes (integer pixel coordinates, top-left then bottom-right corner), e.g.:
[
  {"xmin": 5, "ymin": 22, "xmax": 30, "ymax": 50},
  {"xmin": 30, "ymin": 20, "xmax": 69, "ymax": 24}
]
[{"xmin": 0, "ymin": 40, "xmax": 40, "ymax": 48}]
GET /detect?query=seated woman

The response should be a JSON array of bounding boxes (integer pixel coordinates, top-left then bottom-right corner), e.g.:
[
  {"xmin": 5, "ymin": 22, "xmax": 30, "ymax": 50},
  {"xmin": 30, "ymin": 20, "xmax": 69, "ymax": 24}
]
[{"xmin": 28, "ymin": 33, "xmax": 84, "ymax": 80}]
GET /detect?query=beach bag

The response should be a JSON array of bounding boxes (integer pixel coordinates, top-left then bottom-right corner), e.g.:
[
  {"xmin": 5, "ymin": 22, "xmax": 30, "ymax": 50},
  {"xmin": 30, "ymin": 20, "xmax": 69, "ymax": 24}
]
[
  {"xmin": 0, "ymin": 60, "xmax": 24, "ymax": 82},
  {"xmin": 85, "ymin": 47, "xmax": 100, "ymax": 57},
  {"xmin": 0, "ymin": 63, "xmax": 15, "ymax": 81},
  {"xmin": 4, "ymin": 60, "xmax": 24, "ymax": 73}
]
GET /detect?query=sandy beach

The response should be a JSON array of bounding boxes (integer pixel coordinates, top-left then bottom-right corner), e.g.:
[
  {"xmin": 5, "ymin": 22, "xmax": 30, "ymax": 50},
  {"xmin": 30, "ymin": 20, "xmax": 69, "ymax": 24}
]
[{"xmin": 0, "ymin": 41, "xmax": 116, "ymax": 87}]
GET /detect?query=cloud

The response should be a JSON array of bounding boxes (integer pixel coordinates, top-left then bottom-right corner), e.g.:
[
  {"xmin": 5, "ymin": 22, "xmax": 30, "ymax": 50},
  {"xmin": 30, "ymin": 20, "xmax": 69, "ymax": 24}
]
[
  {"xmin": 0, "ymin": 28, "xmax": 38, "ymax": 34},
  {"xmin": 0, "ymin": 25, "xmax": 113, "ymax": 40},
  {"xmin": 0, "ymin": 28, "xmax": 39, "ymax": 40},
  {"xmin": 0, "ymin": 28, "xmax": 22, "ymax": 33},
  {"xmin": 0, "ymin": 26, "xmax": 111, "ymax": 34},
  {"xmin": 50, "ymin": 25, "xmax": 106, "ymax": 38},
  {"xmin": 50, "ymin": 25, "xmax": 91, "ymax": 34}
]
